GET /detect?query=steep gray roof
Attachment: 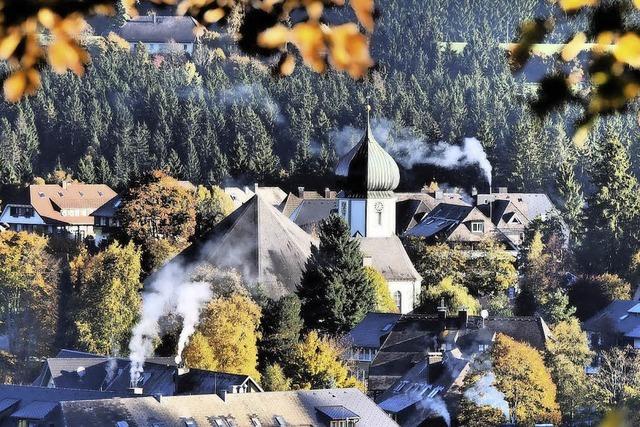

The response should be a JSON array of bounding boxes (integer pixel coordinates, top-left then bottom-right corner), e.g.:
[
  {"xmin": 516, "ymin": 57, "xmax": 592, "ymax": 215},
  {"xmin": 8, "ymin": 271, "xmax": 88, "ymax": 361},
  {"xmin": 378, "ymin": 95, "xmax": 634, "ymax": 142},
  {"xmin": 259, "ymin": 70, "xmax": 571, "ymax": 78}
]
[
  {"xmin": 150, "ymin": 195, "xmax": 317, "ymax": 299},
  {"xmin": 347, "ymin": 312, "xmax": 402, "ymax": 348},
  {"xmin": 396, "ymin": 199, "xmax": 429, "ymax": 235},
  {"xmin": 358, "ymin": 236, "xmax": 422, "ymax": 282},
  {"xmin": 368, "ymin": 313, "xmax": 553, "ymax": 393},
  {"xmin": 290, "ymin": 199, "xmax": 338, "ymax": 231},
  {"xmin": 117, "ymin": 15, "xmax": 199, "ymax": 44},
  {"xmin": 476, "ymin": 192, "xmax": 557, "ymax": 220},
  {"xmin": 59, "ymin": 388, "xmax": 399, "ymax": 427},
  {"xmin": 335, "ymin": 120, "xmax": 400, "ymax": 194},
  {"xmin": 582, "ymin": 300, "xmax": 640, "ymax": 335},
  {"xmin": 404, "ymin": 203, "xmax": 474, "ymax": 238}
]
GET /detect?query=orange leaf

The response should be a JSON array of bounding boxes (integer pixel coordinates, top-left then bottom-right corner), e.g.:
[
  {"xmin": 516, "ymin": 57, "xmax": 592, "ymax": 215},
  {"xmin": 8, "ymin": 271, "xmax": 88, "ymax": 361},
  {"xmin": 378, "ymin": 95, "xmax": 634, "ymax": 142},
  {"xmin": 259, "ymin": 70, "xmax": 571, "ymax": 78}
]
[
  {"xmin": 4, "ymin": 71, "xmax": 26, "ymax": 103},
  {"xmin": 351, "ymin": 0, "xmax": 375, "ymax": 32},
  {"xmin": 561, "ymin": 32, "xmax": 586, "ymax": 61},
  {"xmin": 279, "ymin": 53, "xmax": 296, "ymax": 76},
  {"xmin": 559, "ymin": 0, "xmax": 598, "ymax": 11},
  {"xmin": 614, "ymin": 32, "xmax": 640, "ymax": 68},
  {"xmin": 291, "ymin": 22, "xmax": 326, "ymax": 73},
  {"xmin": 0, "ymin": 31, "xmax": 22, "ymax": 59},
  {"xmin": 203, "ymin": 8, "xmax": 225, "ymax": 23},
  {"xmin": 326, "ymin": 23, "xmax": 373, "ymax": 78},
  {"xmin": 258, "ymin": 24, "xmax": 290, "ymax": 49}
]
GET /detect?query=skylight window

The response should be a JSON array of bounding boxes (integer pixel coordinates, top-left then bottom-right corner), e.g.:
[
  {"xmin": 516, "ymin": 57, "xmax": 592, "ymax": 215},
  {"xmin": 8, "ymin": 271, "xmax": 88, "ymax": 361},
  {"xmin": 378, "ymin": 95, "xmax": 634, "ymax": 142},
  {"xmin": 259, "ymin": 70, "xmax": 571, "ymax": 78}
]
[
  {"xmin": 249, "ymin": 416, "xmax": 262, "ymax": 427},
  {"xmin": 274, "ymin": 416, "xmax": 287, "ymax": 426}
]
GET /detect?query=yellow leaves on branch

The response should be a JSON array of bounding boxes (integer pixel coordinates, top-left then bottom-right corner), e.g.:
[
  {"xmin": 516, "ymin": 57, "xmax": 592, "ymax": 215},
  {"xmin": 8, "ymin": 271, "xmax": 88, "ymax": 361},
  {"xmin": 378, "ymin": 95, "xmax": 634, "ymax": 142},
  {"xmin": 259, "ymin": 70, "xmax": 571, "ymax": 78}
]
[
  {"xmin": 558, "ymin": 0, "xmax": 598, "ymax": 12},
  {"xmin": 258, "ymin": 0, "xmax": 375, "ymax": 79}
]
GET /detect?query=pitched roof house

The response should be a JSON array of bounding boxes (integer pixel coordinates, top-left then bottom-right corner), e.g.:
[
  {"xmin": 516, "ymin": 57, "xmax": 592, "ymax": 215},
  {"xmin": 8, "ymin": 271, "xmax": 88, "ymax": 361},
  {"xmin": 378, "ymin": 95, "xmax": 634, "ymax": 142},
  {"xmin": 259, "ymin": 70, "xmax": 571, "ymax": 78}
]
[
  {"xmin": 582, "ymin": 300, "xmax": 640, "ymax": 351},
  {"xmin": 149, "ymin": 194, "xmax": 317, "ymax": 299},
  {"xmin": 58, "ymin": 388, "xmax": 398, "ymax": 427},
  {"xmin": 368, "ymin": 307, "xmax": 552, "ymax": 415},
  {"xmin": 0, "ymin": 183, "xmax": 118, "ymax": 244},
  {"xmin": 31, "ymin": 349, "xmax": 262, "ymax": 398},
  {"xmin": 117, "ymin": 15, "xmax": 201, "ymax": 54}
]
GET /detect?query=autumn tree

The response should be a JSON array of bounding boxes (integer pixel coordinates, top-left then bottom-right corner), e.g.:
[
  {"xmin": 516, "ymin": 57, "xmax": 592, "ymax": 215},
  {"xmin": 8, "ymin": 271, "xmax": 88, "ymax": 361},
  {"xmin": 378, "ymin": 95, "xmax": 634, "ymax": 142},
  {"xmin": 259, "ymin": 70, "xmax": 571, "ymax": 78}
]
[
  {"xmin": 289, "ymin": 330, "xmax": 360, "ymax": 390},
  {"xmin": 545, "ymin": 318, "xmax": 593, "ymax": 424},
  {"xmin": 420, "ymin": 277, "xmax": 480, "ymax": 314},
  {"xmin": 69, "ymin": 242, "xmax": 142, "ymax": 355},
  {"xmin": 298, "ymin": 215, "xmax": 375, "ymax": 334},
  {"xmin": 404, "ymin": 239, "xmax": 466, "ymax": 287},
  {"xmin": 0, "ymin": 232, "xmax": 59, "ymax": 362},
  {"xmin": 465, "ymin": 238, "xmax": 516, "ymax": 297},
  {"xmin": 491, "ymin": 334, "xmax": 561, "ymax": 426},
  {"xmin": 261, "ymin": 363, "xmax": 292, "ymax": 391},
  {"xmin": 117, "ymin": 170, "xmax": 196, "ymax": 270},
  {"xmin": 365, "ymin": 266, "xmax": 398, "ymax": 313},
  {"xmin": 590, "ymin": 347, "xmax": 640, "ymax": 412},
  {"xmin": 183, "ymin": 293, "xmax": 261, "ymax": 379}
]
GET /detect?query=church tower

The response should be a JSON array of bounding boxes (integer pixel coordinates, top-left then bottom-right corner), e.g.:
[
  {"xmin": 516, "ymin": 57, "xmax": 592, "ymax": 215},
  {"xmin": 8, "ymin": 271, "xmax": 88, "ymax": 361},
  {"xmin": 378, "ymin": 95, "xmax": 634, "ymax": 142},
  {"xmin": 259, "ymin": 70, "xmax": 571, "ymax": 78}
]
[{"xmin": 335, "ymin": 106, "xmax": 400, "ymax": 237}]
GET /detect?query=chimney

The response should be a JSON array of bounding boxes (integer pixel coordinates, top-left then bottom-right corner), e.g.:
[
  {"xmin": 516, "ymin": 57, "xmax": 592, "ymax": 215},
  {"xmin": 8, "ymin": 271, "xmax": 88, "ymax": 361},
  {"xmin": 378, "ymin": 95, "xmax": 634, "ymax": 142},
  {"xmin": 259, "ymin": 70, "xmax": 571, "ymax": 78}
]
[
  {"xmin": 324, "ymin": 187, "xmax": 331, "ymax": 199},
  {"xmin": 426, "ymin": 352, "xmax": 444, "ymax": 383},
  {"xmin": 471, "ymin": 187, "xmax": 478, "ymax": 197},
  {"xmin": 458, "ymin": 308, "xmax": 468, "ymax": 329},
  {"xmin": 61, "ymin": 181, "xmax": 69, "ymax": 190},
  {"xmin": 254, "ymin": 183, "xmax": 259, "ymax": 194},
  {"xmin": 151, "ymin": 11, "xmax": 157, "ymax": 24},
  {"xmin": 435, "ymin": 190, "xmax": 443, "ymax": 200},
  {"xmin": 298, "ymin": 186, "xmax": 305, "ymax": 198},
  {"xmin": 437, "ymin": 298, "xmax": 447, "ymax": 321},
  {"xmin": 128, "ymin": 387, "xmax": 143, "ymax": 395},
  {"xmin": 498, "ymin": 186, "xmax": 508, "ymax": 194}
]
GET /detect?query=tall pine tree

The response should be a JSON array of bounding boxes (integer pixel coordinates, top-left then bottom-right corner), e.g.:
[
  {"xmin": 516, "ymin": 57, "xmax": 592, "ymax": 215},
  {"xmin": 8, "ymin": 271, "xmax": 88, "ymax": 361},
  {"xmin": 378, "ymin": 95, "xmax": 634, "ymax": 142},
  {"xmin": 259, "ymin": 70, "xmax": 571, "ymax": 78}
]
[{"xmin": 298, "ymin": 215, "xmax": 375, "ymax": 334}]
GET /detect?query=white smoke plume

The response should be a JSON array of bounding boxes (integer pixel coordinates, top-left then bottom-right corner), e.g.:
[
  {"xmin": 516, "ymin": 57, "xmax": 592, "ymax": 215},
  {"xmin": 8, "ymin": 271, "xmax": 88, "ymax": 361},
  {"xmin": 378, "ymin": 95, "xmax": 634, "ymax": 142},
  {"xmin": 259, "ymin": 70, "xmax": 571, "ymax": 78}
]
[
  {"xmin": 128, "ymin": 262, "xmax": 212, "ymax": 385},
  {"xmin": 104, "ymin": 357, "xmax": 118, "ymax": 387},
  {"xmin": 331, "ymin": 118, "xmax": 492, "ymax": 186},
  {"xmin": 463, "ymin": 372, "xmax": 509, "ymax": 418},
  {"xmin": 416, "ymin": 396, "xmax": 451, "ymax": 427}
]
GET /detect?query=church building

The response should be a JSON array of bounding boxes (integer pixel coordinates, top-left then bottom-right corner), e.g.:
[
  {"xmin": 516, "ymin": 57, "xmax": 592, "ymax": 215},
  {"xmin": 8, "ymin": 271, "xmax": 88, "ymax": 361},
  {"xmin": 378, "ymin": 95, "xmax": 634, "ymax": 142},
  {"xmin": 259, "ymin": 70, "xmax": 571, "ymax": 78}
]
[{"xmin": 335, "ymin": 109, "xmax": 422, "ymax": 313}]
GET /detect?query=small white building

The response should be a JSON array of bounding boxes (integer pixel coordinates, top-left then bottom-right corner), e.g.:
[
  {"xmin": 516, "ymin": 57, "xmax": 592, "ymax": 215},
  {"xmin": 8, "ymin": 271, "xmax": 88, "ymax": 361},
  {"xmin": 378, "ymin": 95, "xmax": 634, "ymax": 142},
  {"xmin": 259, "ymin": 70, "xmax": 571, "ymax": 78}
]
[
  {"xmin": 334, "ymin": 112, "xmax": 423, "ymax": 314},
  {"xmin": 117, "ymin": 15, "xmax": 200, "ymax": 55}
]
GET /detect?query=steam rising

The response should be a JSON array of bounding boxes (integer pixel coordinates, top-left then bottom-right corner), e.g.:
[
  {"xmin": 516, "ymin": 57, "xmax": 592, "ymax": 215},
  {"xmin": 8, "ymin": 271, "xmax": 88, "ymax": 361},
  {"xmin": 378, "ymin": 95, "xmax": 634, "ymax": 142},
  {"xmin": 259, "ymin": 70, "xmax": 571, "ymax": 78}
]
[
  {"xmin": 463, "ymin": 372, "xmax": 509, "ymax": 418},
  {"xmin": 332, "ymin": 118, "xmax": 492, "ymax": 186},
  {"xmin": 416, "ymin": 396, "xmax": 451, "ymax": 427},
  {"xmin": 128, "ymin": 262, "xmax": 212, "ymax": 384},
  {"xmin": 104, "ymin": 357, "xmax": 117, "ymax": 387}
]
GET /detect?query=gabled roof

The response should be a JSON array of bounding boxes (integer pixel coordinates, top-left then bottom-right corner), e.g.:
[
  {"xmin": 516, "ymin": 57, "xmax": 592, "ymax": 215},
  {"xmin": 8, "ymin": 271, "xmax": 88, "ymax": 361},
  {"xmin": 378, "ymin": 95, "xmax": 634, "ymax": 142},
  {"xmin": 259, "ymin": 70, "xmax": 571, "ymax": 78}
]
[
  {"xmin": 279, "ymin": 192, "xmax": 303, "ymax": 217},
  {"xmin": 59, "ymin": 388, "xmax": 399, "ymax": 427},
  {"xmin": 150, "ymin": 195, "xmax": 318, "ymax": 298},
  {"xmin": 582, "ymin": 300, "xmax": 640, "ymax": 335},
  {"xmin": 395, "ymin": 199, "xmax": 429, "ymax": 235},
  {"xmin": 347, "ymin": 312, "xmax": 402, "ymax": 348},
  {"xmin": 358, "ymin": 236, "xmax": 422, "ymax": 282},
  {"xmin": 117, "ymin": 15, "xmax": 199, "ymax": 44},
  {"xmin": 404, "ymin": 203, "xmax": 474, "ymax": 238},
  {"xmin": 476, "ymin": 192, "xmax": 557, "ymax": 220},
  {"xmin": 368, "ymin": 313, "xmax": 552, "ymax": 392},
  {"xmin": 290, "ymin": 199, "xmax": 338, "ymax": 230},
  {"xmin": 27, "ymin": 184, "xmax": 117, "ymax": 225}
]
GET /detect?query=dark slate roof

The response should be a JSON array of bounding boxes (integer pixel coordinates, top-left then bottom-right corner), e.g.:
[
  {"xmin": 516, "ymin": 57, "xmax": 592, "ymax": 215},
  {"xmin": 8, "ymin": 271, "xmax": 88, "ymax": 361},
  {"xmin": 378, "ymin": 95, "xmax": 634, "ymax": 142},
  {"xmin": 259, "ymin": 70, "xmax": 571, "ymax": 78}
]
[
  {"xmin": 149, "ymin": 195, "xmax": 318, "ymax": 299},
  {"xmin": 289, "ymin": 199, "xmax": 338, "ymax": 229},
  {"xmin": 10, "ymin": 401, "xmax": 58, "ymax": 420},
  {"xmin": 316, "ymin": 405, "xmax": 360, "ymax": 420},
  {"xmin": 395, "ymin": 199, "xmax": 429, "ymax": 235},
  {"xmin": 117, "ymin": 15, "xmax": 199, "ymax": 44},
  {"xmin": 90, "ymin": 195, "xmax": 121, "ymax": 218},
  {"xmin": 357, "ymin": 236, "xmax": 422, "ymax": 282},
  {"xmin": 347, "ymin": 312, "xmax": 402, "ymax": 348},
  {"xmin": 175, "ymin": 369, "xmax": 262, "ymax": 395},
  {"xmin": 404, "ymin": 203, "xmax": 473, "ymax": 237},
  {"xmin": 59, "ymin": 388, "xmax": 399, "ymax": 427},
  {"xmin": 368, "ymin": 313, "xmax": 552, "ymax": 392},
  {"xmin": 582, "ymin": 300, "xmax": 640, "ymax": 335},
  {"xmin": 335, "ymin": 119, "xmax": 400, "ymax": 194},
  {"xmin": 476, "ymin": 192, "xmax": 557, "ymax": 220}
]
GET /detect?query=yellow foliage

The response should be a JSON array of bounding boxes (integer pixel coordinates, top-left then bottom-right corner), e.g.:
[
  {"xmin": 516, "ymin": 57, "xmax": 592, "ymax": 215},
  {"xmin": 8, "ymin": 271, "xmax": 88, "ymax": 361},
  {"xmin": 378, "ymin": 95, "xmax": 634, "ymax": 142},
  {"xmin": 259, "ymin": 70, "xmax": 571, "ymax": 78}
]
[
  {"xmin": 614, "ymin": 32, "xmax": 640, "ymax": 68},
  {"xmin": 291, "ymin": 330, "xmax": 362, "ymax": 390},
  {"xmin": 492, "ymin": 334, "xmax": 562, "ymax": 425},
  {"xmin": 558, "ymin": 0, "xmax": 598, "ymax": 12},
  {"xmin": 364, "ymin": 266, "xmax": 398, "ymax": 313},
  {"xmin": 184, "ymin": 293, "xmax": 262, "ymax": 379}
]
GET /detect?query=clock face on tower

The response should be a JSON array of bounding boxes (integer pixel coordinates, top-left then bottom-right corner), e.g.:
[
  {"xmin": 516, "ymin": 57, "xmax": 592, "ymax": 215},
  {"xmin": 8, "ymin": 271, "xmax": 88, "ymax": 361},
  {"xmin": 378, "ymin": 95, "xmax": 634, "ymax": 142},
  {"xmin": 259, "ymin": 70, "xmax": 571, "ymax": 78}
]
[{"xmin": 374, "ymin": 202, "xmax": 384, "ymax": 212}]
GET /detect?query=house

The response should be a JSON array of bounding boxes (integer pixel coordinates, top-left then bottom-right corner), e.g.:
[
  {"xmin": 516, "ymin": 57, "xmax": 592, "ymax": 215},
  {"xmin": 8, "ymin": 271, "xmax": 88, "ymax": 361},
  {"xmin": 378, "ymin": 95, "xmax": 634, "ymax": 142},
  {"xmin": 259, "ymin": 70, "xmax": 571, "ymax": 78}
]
[
  {"xmin": 345, "ymin": 312, "xmax": 402, "ymax": 383},
  {"xmin": 280, "ymin": 187, "xmax": 339, "ymax": 236},
  {"xmin": 0, "ymin": 384, "xmax": 124, "ymax": 427},
  {"xmin": 582, "ymin": 300, "xmax": 640, "ymax": 351},
  {"xmin": 117, "ymin": 14, "xmax": 201, "ymax": 54},
  {"xmin": 58, "ymin": 388, "xmax": 398, "ymax": 427},
  {"xmin": 31, "ymin": 349, "xmax": 262, "ymax": 398},
  {"xmin": 0, "ymin": 183, "xmax": 118, "ymax": 244},
  {"xmin": 334, "ymin": 112, "xmax": 423, "ymax": 313},
  {"xmin": 148, "ymin": 194, "xmax": 317, "ymax": 299},
  {"xmin": 367, "ymin": 308, "xmax": 553, "ymax": 425},
  {"xmin": 476, "ymin": 188, "xmax": 557, "ymax": 221},
  {"xmin": 404, "ymin": 203, "xmax": 514, "ymax": 251}
]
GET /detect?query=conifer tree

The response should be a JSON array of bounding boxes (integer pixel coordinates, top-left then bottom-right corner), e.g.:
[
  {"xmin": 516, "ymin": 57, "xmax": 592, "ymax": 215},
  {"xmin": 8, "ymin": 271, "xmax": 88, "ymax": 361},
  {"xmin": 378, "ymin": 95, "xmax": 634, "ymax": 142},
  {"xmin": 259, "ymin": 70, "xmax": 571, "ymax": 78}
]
[
  {"xmin": 250, "ymin": 133, "xmax": 280, "ymax": 183},
  {"xmin": 298, "ymin": 214, "xmax": 375, "ymax": 334},
  {"xmin": 557, "ymin": 159, "xmax": 585, "ymax": 245},
  {"xmin": 77, "ymin": 154, "xmax": 96, "ymax": 183},
  {"xmin": 230, "ymin": 134, "xmax": 249, "ymax": 178},
  {"xmin": 259, "ymin": 295, "xmax": 303, "ymax": 370}
]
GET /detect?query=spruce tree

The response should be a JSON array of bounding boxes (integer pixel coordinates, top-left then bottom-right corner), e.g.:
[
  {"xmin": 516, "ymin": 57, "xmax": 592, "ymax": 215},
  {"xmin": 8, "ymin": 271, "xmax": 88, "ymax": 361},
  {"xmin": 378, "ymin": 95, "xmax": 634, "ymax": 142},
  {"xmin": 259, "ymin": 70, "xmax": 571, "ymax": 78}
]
[
  {"xmin": 250, "ymin": 132, "xmax": 280, "ymax": 183},
  {"xmin": 582, "ymin": 131, "xmax": 640, "ymax": 273},
  {"xmin": 259, "ymin": 295, "xmax": 303, "ymax": 371},
  {"xmin": 557, "ymin": 159, "xmax": 585, "ymax": 245},
  {"xmin": 230, "ymin": 134, "xmax": 249, "ymax": 178},
  {"xmin": 298, "ymin": 215, "xmax": 375, "ymax": 334}
]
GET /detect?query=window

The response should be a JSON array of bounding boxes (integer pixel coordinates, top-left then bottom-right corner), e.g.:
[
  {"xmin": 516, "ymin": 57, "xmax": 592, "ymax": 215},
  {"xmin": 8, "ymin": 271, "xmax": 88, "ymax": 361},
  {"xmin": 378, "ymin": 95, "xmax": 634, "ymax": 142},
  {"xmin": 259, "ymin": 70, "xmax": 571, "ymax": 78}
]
[
  {"xmin": 182, "ymin": 418, "xmax": 197, "ymax": 427},
  {"xmin": 377, "ymin": 211, "xmax": 382, "ymax": 225},
  {"xmin": 394, "ymin": 291, "xmax": 402, "ymax": 311},
  {"xmin": 274, "ymin": 416, "xmax": 287, "ymax": 426},
  {"xmin": 249, "ymin": 417, "xmax": 262, "ymax": 427},
  {"xmin": 471, "ymin": 221, "xmax": 484, "ymax": 233},
  {"xmin": 478, "ymin": 344, "xmax": 490, "ymax": 352}
]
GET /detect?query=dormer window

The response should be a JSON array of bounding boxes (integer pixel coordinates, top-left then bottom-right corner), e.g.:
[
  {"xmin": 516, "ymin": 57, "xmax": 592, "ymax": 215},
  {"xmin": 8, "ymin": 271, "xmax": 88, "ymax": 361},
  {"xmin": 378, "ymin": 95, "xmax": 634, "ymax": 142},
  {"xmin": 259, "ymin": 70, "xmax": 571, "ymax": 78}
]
[{"xmin": 471, "ymin": 221, "xmax": 484, "ymax": 233}]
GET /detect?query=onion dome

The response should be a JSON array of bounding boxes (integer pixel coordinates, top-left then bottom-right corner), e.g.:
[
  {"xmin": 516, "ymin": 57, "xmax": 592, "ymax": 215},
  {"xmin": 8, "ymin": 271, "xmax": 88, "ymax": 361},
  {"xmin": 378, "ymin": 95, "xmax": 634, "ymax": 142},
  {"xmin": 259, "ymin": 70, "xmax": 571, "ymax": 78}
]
[{"xmin": 335, "ymin": 107, "xmax": 400, "ymax": 194}]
